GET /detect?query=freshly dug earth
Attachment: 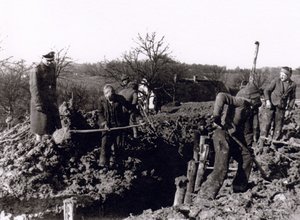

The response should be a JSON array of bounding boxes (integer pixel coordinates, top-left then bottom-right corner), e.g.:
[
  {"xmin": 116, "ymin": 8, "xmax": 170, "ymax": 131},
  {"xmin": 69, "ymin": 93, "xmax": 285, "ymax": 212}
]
[
  {"xmin": 126, "ymin": 103, "xmax": 300, "ymax": 220},
  {"xmin": 0, "ymin": 101, "xmax": 300, "ymax": 219},
  {"xmin": 0, "ymin": 102, "xmax": 211, "ymax": 219}
]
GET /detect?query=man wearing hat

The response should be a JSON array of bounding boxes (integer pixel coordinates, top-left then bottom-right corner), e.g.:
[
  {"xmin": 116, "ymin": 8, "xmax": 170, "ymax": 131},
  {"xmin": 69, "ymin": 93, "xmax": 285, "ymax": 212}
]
[
  {"xmin": 198, "ymin": 88, "xmax": 261, "ymax": 199},
  {"xmin": 30, "ymin": 51, "xmax": 61, "ymax": 143},
  {"xmin": 260, "ymin": 66, "xmax": 296, "ymax": 146},
  {"xmin": 236, "ymin": 82, "xmax": 262, "ymax": 144}
]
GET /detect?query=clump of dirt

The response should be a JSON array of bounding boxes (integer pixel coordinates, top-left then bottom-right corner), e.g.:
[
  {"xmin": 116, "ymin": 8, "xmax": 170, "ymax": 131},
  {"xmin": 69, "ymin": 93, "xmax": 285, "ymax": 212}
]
[
  {"xmin": 0, "ymin": 102, "xmax": 212, "ymax": 219},
  {"xmin": 0, "ymin": 118, "xmax": 139, "ymax": 218},
  {"xmin": 1, "ymin": 101, "xmax": 300, "ymax": 219},
  {"xmin": 126, "ymin": 103, "xmax": 300, "ymax": 220}
]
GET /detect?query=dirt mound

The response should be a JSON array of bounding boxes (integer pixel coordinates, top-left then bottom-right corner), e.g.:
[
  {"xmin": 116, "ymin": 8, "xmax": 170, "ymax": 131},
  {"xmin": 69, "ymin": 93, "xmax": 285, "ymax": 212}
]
[
  {"xmin": 0, "ymin": 118, "xmax": 140, "ymax": 218},
  {"xmin": 126, "ymin": 104, "xmax": 300, "ymax": 220},
  {"xmin": 0, "ymin": 104, "xmax": 205, "ymax": 219},
  {"xmin": 1, "ymin": 102, "xmax": 300, "ymax": 219}
]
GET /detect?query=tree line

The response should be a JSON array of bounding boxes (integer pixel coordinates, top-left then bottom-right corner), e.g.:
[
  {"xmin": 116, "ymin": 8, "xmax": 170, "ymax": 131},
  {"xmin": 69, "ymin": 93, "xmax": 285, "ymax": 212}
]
[{"xmin": 0, "ymin": 32, "xmax": 299, "ymax": 129}]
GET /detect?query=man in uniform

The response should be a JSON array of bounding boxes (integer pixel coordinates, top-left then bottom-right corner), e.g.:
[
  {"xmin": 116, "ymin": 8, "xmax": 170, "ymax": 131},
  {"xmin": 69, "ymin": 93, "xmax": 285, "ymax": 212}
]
[
  {"xmin": 260, "ymin": 67, "xmax": 296, "ymax": 148},
  {"xmin": 30, "ymin": 51, "xmax": 61, "ymax": 143},
  {"xmin": 199, "ymin": 85, "xmax": 261, "ymax": 199}
]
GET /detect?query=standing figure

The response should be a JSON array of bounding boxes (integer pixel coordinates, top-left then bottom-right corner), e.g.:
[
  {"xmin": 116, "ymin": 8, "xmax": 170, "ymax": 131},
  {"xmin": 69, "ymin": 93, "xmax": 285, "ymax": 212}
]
[
  {"xmin": 118, "ymin": 74, "xmax": 139, "ymax": 137},
  {"xmin": 153, "ymin": 88, "xmax": 162, "ymax": 114},
  {"xmin": 98, "ymin": 84, "xmax": 137, "ymax": 168},
  {"xmin": 260, "ymin": 66, "xmax": 296, "ymax": 144},
  {"xmin": 30, "ymin": 51, "xmax": 61, "ymax": 143},
  {"xmin": 236, "ymin": 82, "xmax": 262, "ymax": 143},
  {"xmin": 199, "ymin": 89, "xmax": 261, "ymax": 200}
]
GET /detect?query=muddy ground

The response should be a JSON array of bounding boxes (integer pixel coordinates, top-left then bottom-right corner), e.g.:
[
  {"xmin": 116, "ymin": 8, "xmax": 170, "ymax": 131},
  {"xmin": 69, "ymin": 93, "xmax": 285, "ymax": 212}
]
[{"xmin": 0, "ymin": 101, "xmax": 299, "ymax": 219}]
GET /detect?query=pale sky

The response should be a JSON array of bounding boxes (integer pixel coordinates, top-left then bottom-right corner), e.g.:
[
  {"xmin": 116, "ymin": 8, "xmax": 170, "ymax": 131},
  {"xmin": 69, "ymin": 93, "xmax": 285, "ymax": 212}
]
[{"xmin": 0, "ymin": 0, "xmax": 300, "ymax": 69}]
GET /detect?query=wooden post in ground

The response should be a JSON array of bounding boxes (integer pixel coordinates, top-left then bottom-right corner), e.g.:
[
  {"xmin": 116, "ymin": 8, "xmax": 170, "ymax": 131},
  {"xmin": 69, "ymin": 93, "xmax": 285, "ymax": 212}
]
[
  {"xmin": 193, "ymin": 131, "xmax": 200, "ymax": 161},
  {"xmin": 173, "ymin": 176, "xmax": 188, "ymax": 206},
  {"xmin": 194, "ymin": 135, "xmax": 209, "ymax": 192},
  {"xmin": 184, "ymin": 160, "xmax": 197, "ymax": 204},
  {"xmin": 64, "ymin": 197, "xmax": 76, "ymax": 220}
]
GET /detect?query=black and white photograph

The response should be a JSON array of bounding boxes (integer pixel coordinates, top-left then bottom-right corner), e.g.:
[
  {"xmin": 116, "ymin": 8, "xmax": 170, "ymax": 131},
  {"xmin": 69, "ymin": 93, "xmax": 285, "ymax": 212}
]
[{"xmin": 0, "ymin": 0, "xmax": 300, "ymax": 219}]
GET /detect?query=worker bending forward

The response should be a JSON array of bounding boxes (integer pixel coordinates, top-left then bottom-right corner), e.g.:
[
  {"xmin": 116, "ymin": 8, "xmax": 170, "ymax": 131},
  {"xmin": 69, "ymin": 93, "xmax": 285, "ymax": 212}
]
[{"xmin": 199, "ymin": 87, "xmax": 261, "ymax": 199}]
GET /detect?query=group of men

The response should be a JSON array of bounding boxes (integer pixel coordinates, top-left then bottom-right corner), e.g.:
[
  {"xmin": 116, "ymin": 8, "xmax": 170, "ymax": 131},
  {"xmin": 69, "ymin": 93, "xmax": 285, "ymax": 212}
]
[
  {"xmin": 29, "ymin": 51, "xmax": 141, "ymax": 169},
  {"xmin": 199, "ymin": 66, "xmax": 296, "ymax": 199},
  {"xmin": 29, "ymin": 51, "xmax": 296, "ymax": 199}
]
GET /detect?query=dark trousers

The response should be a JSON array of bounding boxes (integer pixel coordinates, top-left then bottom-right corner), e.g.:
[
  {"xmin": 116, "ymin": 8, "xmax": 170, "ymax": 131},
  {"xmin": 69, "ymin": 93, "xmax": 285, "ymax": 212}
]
[
  {"xmin": 200, "ymin": 129, "xmax": 253, "ymax": 199},
  {"xmin": 260, "ymin": 106, "xmax": 285, "ymax": 140},
  {"xmin": 99, "ymin": 130, "xmax": 124, "ymax": 167}
]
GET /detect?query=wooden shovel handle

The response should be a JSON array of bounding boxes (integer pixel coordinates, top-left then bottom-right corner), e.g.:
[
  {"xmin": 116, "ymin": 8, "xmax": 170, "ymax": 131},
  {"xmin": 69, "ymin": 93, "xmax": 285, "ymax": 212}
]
[{"xmin": 70, "ymin": 123, "xmax": 146, "ymax": 133}]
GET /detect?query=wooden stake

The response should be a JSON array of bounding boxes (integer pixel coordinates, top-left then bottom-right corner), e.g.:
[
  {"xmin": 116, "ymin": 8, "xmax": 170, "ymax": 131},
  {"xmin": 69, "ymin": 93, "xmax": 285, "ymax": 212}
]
[
  {"xmin": 173, "ymin": 176, "xmax": 188, "ymax": 206},
  {"xmin": 193, "ymin": 131, "xmax": 200, "ymax": 161},
  {"xmin": 184, "ymin": 160, "xmax": 197, "ymax": 204},
  {"xmin": 64, "ymin": 197, "xmax": 76, "ymax": 220},
  {"xmin": 194, "ymin": 141, "xmax": 209, "ymax": 192}
]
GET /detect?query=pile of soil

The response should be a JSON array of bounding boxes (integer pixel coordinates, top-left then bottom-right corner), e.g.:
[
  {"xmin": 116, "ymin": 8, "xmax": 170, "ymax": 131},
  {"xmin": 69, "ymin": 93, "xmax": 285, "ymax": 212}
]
[
  {"xmin": 0, "ymin": 118, "xmax": 139, "ymax": 219},
  {"xmin": 0, "ymin": 101, "xmax": 300, "ymax": 219},
  {"xmin": 126, "ymin": 103, "xmax": 300, "ymax": 220},
  {"xmin": 0, "ymin": 102, "xmax": 210, "ymax": 219}
]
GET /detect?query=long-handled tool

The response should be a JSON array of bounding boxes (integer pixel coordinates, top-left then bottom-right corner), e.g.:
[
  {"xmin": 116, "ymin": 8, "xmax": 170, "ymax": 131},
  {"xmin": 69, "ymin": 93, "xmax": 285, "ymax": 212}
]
[
  {"xmin": 69, "ymin": 123, "xmax": 146, "ymax": 133},
  {"xmin": 228, "ymin": 132, "xmax": 271, "ymax": 181},
  {"xmin": 138, "ymin": 103, "xmax": 156, "ymax": 132},
  {"xmin": 260, "ymin": 136, "xmax": 300, "ymax": 148},
  {"xmin": 52, "ymin": 123, "xmax": 146, "ymax": 144},
  {"xmin": 251, "ymin": 41, "xmax": 260, "ymax": 75},
  {"xmin": 216, "ymin": 123, "xmax": 270, "ymax": 181},
  {"xmin": 249, "ymin": 41, "xmax": 260, "ymax": 87}
]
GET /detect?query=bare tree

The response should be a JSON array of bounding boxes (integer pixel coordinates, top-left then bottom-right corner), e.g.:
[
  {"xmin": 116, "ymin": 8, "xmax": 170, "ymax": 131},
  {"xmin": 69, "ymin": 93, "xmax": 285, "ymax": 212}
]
[
  {"xmin": 104, "ymin": 59, "xmax": 134, "ymax": 81},
  {"xmin": 102, "ymin": 32, "xmax": 173, "ymax": 109},
  {"xmin": 0, "ymin": 60, "xmax": 31, "ymax": 116},
  {"xmin": 54, "ymin": 47, "xmax": 73, "ymax": 78},
  {"xmin": 57, "ymin": 80, "xmax": 99, "ymax": 111},
  {"xmin": 124, "ymin": 32, "xmax": 172, "ymax": 88}
]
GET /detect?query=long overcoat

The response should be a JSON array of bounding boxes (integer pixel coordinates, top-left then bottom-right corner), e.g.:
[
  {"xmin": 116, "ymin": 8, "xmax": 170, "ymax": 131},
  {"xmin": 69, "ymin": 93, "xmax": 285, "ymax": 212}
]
[{"xmin": 30, "ymin": 62, "xmax": 61, "ymax": 135}]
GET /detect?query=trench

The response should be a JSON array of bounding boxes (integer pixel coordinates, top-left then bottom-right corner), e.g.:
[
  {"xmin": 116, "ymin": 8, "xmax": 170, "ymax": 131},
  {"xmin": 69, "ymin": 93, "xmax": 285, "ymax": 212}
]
[{"xmin": 0, "ymin": 135, "xmax": 189, "ymax": 220}]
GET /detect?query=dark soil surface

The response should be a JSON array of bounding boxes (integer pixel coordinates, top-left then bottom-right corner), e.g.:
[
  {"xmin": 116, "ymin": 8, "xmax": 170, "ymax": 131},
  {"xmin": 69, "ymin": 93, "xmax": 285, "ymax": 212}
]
[{"xmin": 0, "ymin": 101, "xmax": 299, "ymax": 219}]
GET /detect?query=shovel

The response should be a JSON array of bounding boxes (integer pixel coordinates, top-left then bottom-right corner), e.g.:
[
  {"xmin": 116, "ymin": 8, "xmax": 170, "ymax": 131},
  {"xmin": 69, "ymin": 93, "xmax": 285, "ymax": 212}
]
[
  {"xmin": 52, "ymin": 123, "xmax": 146, "ymax": 144},
  {"xmin": 228, "ymin": 132, "xmax": 271, "ymax": 181},
  {"xmin": 216, "ymin": 123, "xmax": 271, "ymax": 181}
]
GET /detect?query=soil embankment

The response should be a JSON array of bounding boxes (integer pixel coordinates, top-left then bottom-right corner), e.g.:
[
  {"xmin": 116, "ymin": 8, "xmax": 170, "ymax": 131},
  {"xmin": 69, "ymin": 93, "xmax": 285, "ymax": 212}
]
[{"xmin": 0, "ymin": 101, "xmax": 300, "ymax": 219}]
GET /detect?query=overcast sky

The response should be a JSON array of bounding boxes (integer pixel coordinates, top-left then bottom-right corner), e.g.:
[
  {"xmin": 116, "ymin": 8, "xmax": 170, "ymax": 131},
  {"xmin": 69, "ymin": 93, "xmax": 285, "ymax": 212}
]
[{"xmin": 0, "ymin": 0, "xmax": 300, "ymax": 69}]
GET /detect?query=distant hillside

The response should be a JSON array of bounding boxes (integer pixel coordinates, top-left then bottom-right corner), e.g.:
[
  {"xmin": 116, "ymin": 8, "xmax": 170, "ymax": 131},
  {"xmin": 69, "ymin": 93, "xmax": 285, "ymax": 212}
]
[{"xmin": 58, "ymin": 72, "xmax": 118, "ymax": 91}]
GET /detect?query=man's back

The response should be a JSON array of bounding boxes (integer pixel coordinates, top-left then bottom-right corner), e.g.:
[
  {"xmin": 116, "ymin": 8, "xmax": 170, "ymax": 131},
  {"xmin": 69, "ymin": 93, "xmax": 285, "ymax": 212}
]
[{"xmin": 119, "ymin": 82, "xmax": 138, "ymax": 105}]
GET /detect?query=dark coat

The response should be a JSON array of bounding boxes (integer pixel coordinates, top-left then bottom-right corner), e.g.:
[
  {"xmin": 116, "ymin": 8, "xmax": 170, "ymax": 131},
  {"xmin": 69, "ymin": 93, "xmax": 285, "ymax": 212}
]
[
  {"xmin": 118, "ymin": 87, "xmax": 138, "ymax": 105},
  {"xmin": 214, "ymin": 92, "xmax": 250, "ymax": 129},
  {"xmin": 264, "ymin": 78, "xmax": 296, "ymax": 110},
  {"xmin": 118, "ymin": 84, "xmax": 139, "ymax": 123},
  {"xmin": 200, "ymin": 92, "xmax": 253, "ymax": 199},
  {"xmin": 98, "ymin": 94, "xmax": 134, "ymax": 128},
  {"xmin": 30, "ymin": 62, "xmax": 61, "ymax": 135}
]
